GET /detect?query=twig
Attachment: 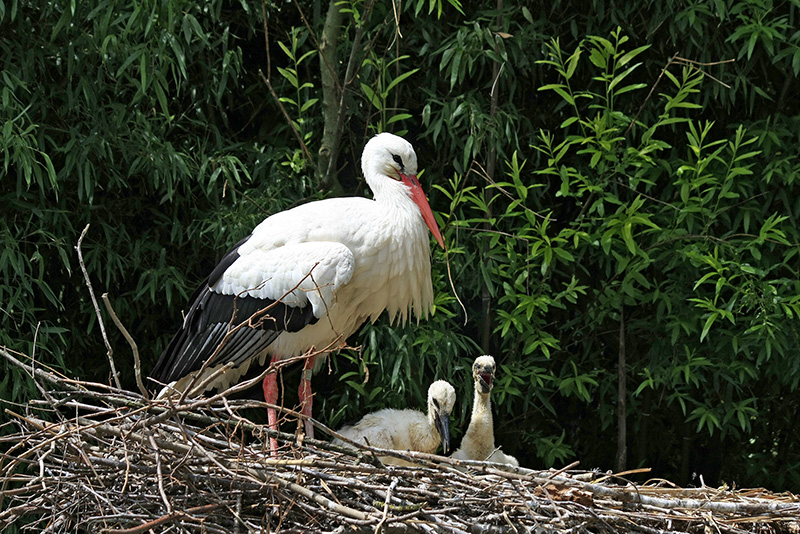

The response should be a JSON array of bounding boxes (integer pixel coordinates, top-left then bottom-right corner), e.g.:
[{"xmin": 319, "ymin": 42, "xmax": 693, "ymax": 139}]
[
  {"xmin": 25, "ymin": 323, "xmax": 58, "ymax": 404},
  {"xmin": 375, "ymin": 477, "xmax": 399, "ymax": 533},
  {"xmin": 3, "ymin": 352, "xmax": 800, "ymax": 533},
  {"xmin": 673, "ymin": 55, "xmax": 734, "ymax": 88},
  {"xmin": 469, "ymin": 161, "xmax": 549, "ymax": 221},
  {"xmin": 260, "ymin": 1, "xmax": 313, "ymax": 164},
  {"xmin": 443, "ymin": 246, "xmax": 468, "ymax": 326},
  {"xmin": 290, "ymin": 0, "xmax": 341, "ymax": 94},
  {"xmin": 104, "ymin": 503, "xmax": 230, "ymax": 534},
  {"xmin": 75, "ymin": 224, "xmax": 122, "ymax": 390},
  {"xmin": 0, "ymin": 347, "xmax": 86, "ymax": 393},
  {"xmin": 624, "ymin": 54, "xmax": 734, "ymax": 139},
  {"xmin": 624, "ymin": 52, "xmax": 679, "ymax": 138},
  {"xmin": 101, "ymin": 293, "xmax": 148, "ymax": 400},
  {"xmin": 147, "ymin": 432, "xmax": 171, "ymax": 514},
  {"xmin": 258, "ymin": 68, "xmax": 313, "ymax": 164}
]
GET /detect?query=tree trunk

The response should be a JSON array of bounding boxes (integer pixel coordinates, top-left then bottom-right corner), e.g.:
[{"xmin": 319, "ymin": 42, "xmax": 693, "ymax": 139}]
[
  {"xmin": 316, "ymin": 0, "xmax": 344, "ymax": 194},
  {"xmin": 317, "ymin": 0, "xmax": 376, "ymax": 194}
]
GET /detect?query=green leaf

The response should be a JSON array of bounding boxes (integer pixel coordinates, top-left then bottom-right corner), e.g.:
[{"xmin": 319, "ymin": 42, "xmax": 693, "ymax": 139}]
[
  {"xmin": 617, "ymin": 44, "xmax": 650, "ymax": 68},
  {"xmin": 42, "ymin": 153, "xmax": 57, "ymax": 190},
  {"xmin": 700, "ymin": 313, "xmax": 718, "ymax": 343},
  {"xmin": 385, "ymin": 68, "xmax": 420, "ymax": 94},
  {"xmin": 360, "ymin": 82, "xmax": 381, "ymax": 109},
  {"xmin": 387, "ymin": 113, "xmax": 413, "ymax": 124},
  {"xmin": 560, "ymin": 116, "xmax": 579, "ymax": 128},
  {"xmin": 139, "ymin": 50, "xmax": 147, "ymax": 90},
  {"xmin": 565, "ymin": 48, "xmax": 581, "ymax": 79},
  {"xmin": 608, "ymin": 63, "xmax": 641, "ymax": 92},
  {"xmin": 300, "ymin": 98, "xmax": 319, "ymax": 113},
  {"xmin": 154, "ymin": 79, "xmax": 169, "ymax": 119},
  {"xmin": 51, "ymin": 5, "xmax": 73, "ymax": 40},
  {"xmin": 277, "ymin": 67, "xmax": 298, "ymax": 88},
  {"xmin": 116, "ymin": 48, "xmax": 143, "ymax": 78},
  {"xmin": 539, "ymin": 84, "xmax": 575, "ymax": 105},
  {"xmin": 588, "ymin": 47, "xmax": 607, "ymax": 68}
]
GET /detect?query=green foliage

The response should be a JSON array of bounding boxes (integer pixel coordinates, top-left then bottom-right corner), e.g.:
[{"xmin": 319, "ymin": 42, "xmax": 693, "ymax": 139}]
[
  {"xmin": 419, "ymin": 9, "xmax": 799, "ymax": 482},
  {"xmin": 0, "ymin": 0, "xmax": 305, "ymax": 419},
  {"xmin": 2, "ymin": 0, "xmax": 800, "ymax": 491},
  {"xmin": 360, "ymin": 52, "xmax": 419, "ymax": 134},
  {"xmin": 277, "ymin": 27, "xmax": 318, "ymax": 145}
]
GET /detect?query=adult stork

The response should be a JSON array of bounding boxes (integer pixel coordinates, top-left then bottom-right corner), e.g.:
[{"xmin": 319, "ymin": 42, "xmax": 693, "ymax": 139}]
[{"xmin": 149, "ymin": 132, "xmax": 444, "ymax": 451}]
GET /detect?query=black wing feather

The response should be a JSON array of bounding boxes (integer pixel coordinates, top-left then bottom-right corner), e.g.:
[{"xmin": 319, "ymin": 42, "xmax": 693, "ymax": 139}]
[{"xmin": 149, "ymin": 235, "xmax": 319, "ymax": 390}]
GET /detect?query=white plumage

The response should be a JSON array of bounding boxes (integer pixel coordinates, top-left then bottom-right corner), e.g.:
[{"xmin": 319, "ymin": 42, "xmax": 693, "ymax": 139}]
[
  {"xmin": 451, "ymin": 355, "xmax": 519, "ymax": 467},
  {"xmin": 150, "ymin": 133, "xmax": 444, "ymax": 447},
  {"xmin": 334, "ymin": 380, "xmax": 456, "ymax": 466}
]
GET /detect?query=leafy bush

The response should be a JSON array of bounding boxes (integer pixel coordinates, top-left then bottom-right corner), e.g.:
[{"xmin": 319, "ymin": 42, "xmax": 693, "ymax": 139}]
[{"xmin": 2, "ymin": 0, "xmax": 799, "ymax": 489}]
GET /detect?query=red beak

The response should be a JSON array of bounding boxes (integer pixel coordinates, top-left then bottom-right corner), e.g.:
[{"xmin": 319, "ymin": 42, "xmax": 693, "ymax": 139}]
[{"xmin": 401, "ymin": 173, "xmax": 445, "ymax": 249}]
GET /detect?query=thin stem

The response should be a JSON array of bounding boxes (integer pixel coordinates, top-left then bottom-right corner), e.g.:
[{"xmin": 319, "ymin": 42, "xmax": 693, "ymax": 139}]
[{"xmin": 75, "ymin": 224, "xmax": 122, "ymax": 390}]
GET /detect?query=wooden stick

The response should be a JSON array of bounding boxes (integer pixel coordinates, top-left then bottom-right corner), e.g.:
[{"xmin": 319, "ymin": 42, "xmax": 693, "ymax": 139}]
[
  {"xmin": 101, "ymin": 293, "xmax": 148, "ymax": 399},
  {"xmin": 75, "ymin": 224, "xmax": 122, "ymax": 389}
]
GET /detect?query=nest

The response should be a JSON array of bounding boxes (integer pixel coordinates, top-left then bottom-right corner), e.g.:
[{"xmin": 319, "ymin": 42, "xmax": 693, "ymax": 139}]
[{"xmin": 1, "ymin": 348, "xmax": 799, "ymax": 534}]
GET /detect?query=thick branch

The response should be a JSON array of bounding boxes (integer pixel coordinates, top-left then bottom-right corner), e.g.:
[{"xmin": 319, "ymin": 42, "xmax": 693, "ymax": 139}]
[
  {"xmin": 316, "ymin": 0, "xmax": 344, "ymax": 193},
  {"xmin": 321, "ymin": 0, "xmax": 377, "ymax": 192}
]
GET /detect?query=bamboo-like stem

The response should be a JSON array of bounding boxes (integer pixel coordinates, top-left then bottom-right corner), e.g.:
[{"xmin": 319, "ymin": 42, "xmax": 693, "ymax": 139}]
[
  {"xmin": 480, "ymin": 0, "xmax": 504, "ymax": 352},
  {"xmin": 615, "ymin": 306, "xmax": 626, "ymax": 472}
]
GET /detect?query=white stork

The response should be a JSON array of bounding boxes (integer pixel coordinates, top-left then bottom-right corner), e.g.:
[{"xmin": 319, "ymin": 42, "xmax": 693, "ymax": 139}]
[
  {"xmin": 149, "ymin": 132, "xmax": 444, "ymax": 451},
  {"xmin": 333, "ymin": 380, "xmax": 456, "ymax": 465},
  {"xmin": 451, "ymin": 355, "xmax": 519, "ymax": 467}
]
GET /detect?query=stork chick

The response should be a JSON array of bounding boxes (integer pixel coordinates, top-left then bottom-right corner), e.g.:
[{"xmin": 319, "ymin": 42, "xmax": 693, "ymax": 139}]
[
  {"xmin": 334, "ymin": 380, "xmax": 456, "ymax": 465},
  {"xmin": 451, "ymin": 355, "xmax": 518, "ymax": 467}
]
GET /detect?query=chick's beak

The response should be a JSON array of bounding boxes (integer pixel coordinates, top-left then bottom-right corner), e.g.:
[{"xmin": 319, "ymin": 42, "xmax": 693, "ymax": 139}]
[
  {"xmin": 478, "ymin": 369, "xmax": 494, "ymax": 393},
  {"xmin": 434, "ymin": 409, "xmax": 451, "ymax": 454}
]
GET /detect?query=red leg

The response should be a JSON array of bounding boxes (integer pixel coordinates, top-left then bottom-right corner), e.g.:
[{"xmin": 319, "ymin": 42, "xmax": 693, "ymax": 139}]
[
  {"xmin": 298, "ymin": 356, "xmax": 314, "ymax": 439},
  {"xmin": 262, "ymin": 354, "xmax": 280, "ymax": 456}
]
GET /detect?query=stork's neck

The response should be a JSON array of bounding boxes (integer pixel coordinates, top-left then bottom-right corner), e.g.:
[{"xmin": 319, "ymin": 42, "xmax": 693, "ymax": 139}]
[
  {"xmin": 461, "ymin": 389, "xmax": 495, "ymax": 455},
  {"xmin": 369, "ymin": 173, "xmax": 418, "ymax": 212},
  {"xmin": 419, "ymin": 403, "xmax": 442, "ymax": 451},
  {"xmin": 472, "ymin": 391, "xmax": 493, "ymax": 423},
  {"xmin": 426, "ymin": 401, "xmax": 438, "ymax": 428}
]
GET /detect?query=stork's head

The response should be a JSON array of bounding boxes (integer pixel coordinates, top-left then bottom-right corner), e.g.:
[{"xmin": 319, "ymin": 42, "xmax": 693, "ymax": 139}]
[
  {"xmin": 427, "ymin": 379, "xmax": 456, "ymax": 454},
  {"xmin": 472, "ymin": 355, "xmax": 496, "ymax": 395},
  {"xmin": 362, "ymin": 132, "xmax": 418, "ymax": 180},
  {"xmin": 361, "ymin": 132, "xmax": 445, "ymax": 249}
]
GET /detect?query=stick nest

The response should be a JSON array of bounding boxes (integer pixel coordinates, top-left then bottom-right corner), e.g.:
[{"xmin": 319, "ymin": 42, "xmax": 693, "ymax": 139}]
[{"xmin": 1, "ymin": 351, "xmax": 799, "ymax": 534}]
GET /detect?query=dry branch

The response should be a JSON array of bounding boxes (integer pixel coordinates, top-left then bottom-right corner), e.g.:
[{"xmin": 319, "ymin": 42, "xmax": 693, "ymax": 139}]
[
  {"xmin": 1, "ymin": 351, "xmax": 799, "ymax": 533},
  {"xmin": 75, "ymin": 224, "xmax": 122, "ymax": 390}
]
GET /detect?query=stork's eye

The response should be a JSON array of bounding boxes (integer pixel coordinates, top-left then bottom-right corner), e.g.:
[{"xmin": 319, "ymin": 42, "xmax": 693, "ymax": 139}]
[
  {"xmin": 392, "ymin": 154, "xmax": 403, "ymax": 167},
  {"xmin": 432, "ymin": 398, "xmax": 440, "ymax": 409}
]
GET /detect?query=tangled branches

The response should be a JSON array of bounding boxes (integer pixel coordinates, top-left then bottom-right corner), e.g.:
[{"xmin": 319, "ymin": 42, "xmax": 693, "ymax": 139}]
[{"xmin": 1, "ymin": 348, "xmax": 799, "ymax": 533}]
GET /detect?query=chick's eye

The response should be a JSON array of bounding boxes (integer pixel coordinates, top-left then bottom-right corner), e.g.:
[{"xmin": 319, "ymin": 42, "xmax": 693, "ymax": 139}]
[{"xmin": 432, "ymin": 398, "xmax": 440, "ymax": 408}]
